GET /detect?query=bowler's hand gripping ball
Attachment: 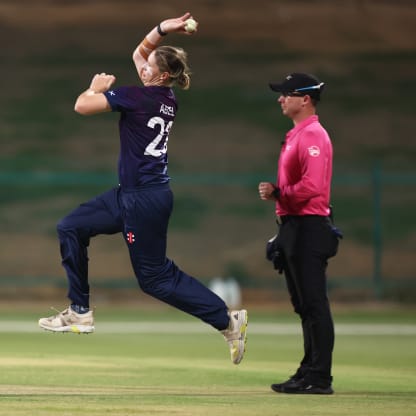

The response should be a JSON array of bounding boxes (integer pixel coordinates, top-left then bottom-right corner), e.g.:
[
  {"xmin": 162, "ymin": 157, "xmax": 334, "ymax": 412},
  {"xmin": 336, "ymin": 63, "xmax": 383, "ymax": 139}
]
[{"xmin": 185, "ymin": 18, "xmax": 197, "ymax": 33}]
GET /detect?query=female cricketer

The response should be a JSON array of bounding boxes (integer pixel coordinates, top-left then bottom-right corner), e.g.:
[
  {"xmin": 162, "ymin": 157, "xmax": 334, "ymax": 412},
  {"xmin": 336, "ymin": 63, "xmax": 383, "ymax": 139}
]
[{"xmin": 38, "ymin": 12, "xmax": 247, "ymax": 365}]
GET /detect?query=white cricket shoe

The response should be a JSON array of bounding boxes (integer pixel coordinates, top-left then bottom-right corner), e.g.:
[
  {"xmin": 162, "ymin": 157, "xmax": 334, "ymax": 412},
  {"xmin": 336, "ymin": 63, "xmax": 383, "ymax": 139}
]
[
  {"xmin": 38, "ymin": 307, "xmax": 94, "ymax": 334},
  {"xmin": 221, "ymin": 309, "xmax": 248, "ymax": 364}
]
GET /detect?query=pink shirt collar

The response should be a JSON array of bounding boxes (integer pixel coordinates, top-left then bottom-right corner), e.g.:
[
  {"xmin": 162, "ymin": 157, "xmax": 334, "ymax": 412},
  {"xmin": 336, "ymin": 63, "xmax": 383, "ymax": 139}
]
[{"xmin": 286, "ymin": 115, "xmax": 319, "ymax": 139}]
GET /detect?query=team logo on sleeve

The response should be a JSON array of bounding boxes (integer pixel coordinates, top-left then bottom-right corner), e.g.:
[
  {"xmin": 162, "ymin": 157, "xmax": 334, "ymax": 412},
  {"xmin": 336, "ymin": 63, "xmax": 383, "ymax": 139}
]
[{"xmin": 308, "ymin": 145, "xmax": 320, "ymax": 157}]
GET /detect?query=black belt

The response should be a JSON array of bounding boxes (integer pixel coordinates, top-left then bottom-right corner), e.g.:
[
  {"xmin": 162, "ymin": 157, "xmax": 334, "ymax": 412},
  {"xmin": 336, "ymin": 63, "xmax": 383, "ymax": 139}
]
[{"xmin": 276, "ymin": 215, "xmax": 328, "ymax": 225}]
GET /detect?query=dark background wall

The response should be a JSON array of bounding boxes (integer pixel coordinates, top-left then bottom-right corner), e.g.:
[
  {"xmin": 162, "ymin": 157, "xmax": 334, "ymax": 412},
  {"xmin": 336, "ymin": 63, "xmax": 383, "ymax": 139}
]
[{"xmin": 1, "ymin": 0, "xmax": 415, "ymax": 302}]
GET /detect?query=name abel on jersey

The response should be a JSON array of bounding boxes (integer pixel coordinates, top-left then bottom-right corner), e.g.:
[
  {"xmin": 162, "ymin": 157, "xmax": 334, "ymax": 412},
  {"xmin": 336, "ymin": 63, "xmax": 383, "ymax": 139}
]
[{"xmin": 160, "ymin": 103, "xmax": 175, "ymax": 117}]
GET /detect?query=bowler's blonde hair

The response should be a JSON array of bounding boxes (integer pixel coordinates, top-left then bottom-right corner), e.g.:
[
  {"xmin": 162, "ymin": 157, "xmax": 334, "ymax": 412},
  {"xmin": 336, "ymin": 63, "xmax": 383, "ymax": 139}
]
[{"xmin": 154, "ymin": 46, "xmax": 191, "ymax": 90}]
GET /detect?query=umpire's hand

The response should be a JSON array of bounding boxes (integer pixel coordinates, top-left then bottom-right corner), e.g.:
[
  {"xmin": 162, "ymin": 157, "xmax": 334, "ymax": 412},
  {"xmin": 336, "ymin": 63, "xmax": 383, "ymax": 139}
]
[{"xmin": 258, "ymin": 182, "xmax": 277, "ymax": 201}]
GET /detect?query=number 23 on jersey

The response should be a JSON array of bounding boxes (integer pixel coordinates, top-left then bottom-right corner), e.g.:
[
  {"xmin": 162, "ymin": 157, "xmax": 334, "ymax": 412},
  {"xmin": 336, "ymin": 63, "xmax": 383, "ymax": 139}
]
[{"xmin": 145, "ymin": 116, "xmax": 173, "ymax": 157}]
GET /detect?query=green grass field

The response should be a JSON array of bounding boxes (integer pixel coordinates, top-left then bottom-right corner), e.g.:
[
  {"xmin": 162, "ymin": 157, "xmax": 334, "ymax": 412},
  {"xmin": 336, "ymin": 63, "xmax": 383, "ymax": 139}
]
[{"xmin": 0, "ymin": 305, "xmax": 415, "ymax": 415}]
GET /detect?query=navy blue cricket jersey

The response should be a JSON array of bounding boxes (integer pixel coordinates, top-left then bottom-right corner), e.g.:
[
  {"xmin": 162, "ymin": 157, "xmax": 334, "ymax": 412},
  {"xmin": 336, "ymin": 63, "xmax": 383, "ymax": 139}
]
[{"xmin": 104, "ymin": 85, "xmax": 178, "ymax": 188}]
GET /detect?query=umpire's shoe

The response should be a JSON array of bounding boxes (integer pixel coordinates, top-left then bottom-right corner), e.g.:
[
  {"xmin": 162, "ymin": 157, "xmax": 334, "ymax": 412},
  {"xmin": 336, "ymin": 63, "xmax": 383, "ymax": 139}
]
[
  {"xmin": 221, "ymin": 309, "xmax": 248, "ymax": 364},
  {"xmin": 280, "ymin": 377, "xmax": 334, "ymax": 394},
  {"xmin": 271, "ymin": 372, "xmax": 304, "ymax": 393}
]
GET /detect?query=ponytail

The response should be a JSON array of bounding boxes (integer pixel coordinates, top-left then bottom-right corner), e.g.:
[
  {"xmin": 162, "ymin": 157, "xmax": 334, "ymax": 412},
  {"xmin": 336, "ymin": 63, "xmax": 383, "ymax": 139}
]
[{"xmin": 154, "ymin": 46, "xmax": 191, "ymax": 90}]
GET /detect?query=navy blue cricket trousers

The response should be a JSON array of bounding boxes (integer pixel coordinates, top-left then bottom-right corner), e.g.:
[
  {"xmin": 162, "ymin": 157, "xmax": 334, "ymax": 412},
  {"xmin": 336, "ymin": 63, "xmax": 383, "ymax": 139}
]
[{"xmin": 56, "ymin": 184, "xmax": 229, "ymax": 330}]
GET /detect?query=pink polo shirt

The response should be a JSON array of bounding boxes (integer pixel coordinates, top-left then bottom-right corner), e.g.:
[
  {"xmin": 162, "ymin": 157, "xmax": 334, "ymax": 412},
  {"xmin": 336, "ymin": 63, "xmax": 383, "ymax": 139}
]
[{"xmin": 276, "ymin": 115, "xmax": 332, "ymax": 217}]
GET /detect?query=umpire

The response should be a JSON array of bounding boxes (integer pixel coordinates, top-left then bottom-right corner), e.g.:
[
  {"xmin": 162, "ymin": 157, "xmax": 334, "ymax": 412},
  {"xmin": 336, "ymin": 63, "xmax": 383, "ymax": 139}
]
[{"xmin": 258, "ymin": 73, "xmax": 341, "ymax": 394}]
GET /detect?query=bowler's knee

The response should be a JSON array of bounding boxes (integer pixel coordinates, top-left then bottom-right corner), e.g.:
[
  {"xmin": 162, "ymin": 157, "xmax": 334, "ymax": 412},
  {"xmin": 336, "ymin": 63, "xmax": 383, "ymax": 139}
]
[
  {"xmin": 56, "ymin": 216, "xmax": 90, "ymax": 245},
  {"xmin": 56, "ymin": 217, "xmax": 73, "ymax": 236},
  {"xmin": 136, "ymin": 267, "xmax": 174, "ymax": 300}
]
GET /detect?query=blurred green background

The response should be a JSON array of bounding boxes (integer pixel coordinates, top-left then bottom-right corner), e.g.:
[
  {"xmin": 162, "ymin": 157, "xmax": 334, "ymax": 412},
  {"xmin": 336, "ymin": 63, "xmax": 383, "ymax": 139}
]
[{"xmin": 1, "ymin": 0, "xmax": 415, "ymax": 305}]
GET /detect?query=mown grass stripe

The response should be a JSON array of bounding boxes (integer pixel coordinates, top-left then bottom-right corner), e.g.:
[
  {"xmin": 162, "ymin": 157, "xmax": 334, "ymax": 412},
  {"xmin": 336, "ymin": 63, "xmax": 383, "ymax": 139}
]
[{"xmin": 1, "ymin": 321, "xmax": 415, "ymax": 335}]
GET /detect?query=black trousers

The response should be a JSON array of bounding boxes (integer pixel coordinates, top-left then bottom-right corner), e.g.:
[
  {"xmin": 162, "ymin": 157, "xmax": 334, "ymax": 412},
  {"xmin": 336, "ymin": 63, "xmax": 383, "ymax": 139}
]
[{"xmin": 277, "ymin": 215, "xmax": 339, "ymax": 384}]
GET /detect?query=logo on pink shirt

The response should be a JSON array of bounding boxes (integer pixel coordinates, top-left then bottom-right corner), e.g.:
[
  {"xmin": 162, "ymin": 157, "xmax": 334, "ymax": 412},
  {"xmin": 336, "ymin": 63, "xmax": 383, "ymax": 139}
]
[{"xmin": 308, "ymin": 145, "xmax": 320, "ymax": 157}]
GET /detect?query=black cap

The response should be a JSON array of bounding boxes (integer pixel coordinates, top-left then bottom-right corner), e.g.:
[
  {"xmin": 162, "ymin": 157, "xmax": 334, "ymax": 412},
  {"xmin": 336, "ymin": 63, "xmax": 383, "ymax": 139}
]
[{"xmin": 269, "ymin": 73, "xmax": 325, "ymax": 100}]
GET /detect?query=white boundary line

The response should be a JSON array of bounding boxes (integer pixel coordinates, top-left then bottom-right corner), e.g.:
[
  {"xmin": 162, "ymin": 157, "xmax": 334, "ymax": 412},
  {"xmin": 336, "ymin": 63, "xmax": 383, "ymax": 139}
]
[{"xmin": 1, "ymin": 321, "xmax": 416, "ymax": 335}]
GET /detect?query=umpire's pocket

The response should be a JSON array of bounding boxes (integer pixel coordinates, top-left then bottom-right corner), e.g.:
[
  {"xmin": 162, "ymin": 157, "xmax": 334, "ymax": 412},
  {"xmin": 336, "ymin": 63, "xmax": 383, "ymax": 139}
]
[
  {"xmin": 266, "ymin": 233, "xmax": 286, "ymax": 274},
  {"xmin": 323, "ymin": 218, "xmax": 341, "ymax": 258}
]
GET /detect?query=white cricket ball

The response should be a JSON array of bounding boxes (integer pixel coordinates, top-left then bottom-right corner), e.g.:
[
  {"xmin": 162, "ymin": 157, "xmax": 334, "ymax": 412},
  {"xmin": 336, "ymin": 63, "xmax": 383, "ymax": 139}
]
[{"xmin": 185, "ymin": 18, "xmax": 197, "ymax": 33}]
